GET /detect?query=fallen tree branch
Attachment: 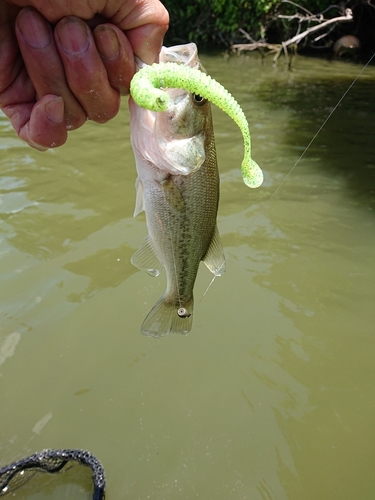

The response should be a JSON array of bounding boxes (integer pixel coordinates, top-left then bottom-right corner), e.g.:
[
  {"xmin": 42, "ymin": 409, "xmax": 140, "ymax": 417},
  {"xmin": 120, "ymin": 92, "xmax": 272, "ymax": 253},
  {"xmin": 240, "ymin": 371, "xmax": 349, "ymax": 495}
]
[
  {"xmin": 282, "ymin": 8, "xmax": 353, "ymax": 47},
  {"xmin": 231, "ymin": 7, "xmax": 353, "ymax": 65},
  {"xmin": 231, "ymin": 42, "xmax": 281, "ymax": 53}
]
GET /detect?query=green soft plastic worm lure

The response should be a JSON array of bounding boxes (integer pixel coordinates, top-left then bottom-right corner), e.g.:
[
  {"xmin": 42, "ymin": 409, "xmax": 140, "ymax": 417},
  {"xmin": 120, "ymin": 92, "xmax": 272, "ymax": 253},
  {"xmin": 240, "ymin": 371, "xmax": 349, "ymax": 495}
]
[{"xmin": 130, "ymin": 62, "xmax": 263, "ymax": 188}]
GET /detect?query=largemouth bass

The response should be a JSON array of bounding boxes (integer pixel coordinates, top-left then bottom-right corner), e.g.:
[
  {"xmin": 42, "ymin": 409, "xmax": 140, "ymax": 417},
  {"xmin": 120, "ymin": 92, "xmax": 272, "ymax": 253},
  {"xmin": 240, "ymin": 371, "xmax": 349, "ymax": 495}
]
[{"xmin": 129, "ymin": 43, "xmax": 225, "ymax": 337}]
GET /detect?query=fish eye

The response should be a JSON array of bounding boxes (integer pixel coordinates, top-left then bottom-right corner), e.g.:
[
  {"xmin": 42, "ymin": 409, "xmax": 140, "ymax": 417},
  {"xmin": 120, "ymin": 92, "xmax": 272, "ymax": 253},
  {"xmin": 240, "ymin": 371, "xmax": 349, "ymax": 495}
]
[{"xmin": 192, "ymin": 93, "xmax": 207, "ymax": 106}]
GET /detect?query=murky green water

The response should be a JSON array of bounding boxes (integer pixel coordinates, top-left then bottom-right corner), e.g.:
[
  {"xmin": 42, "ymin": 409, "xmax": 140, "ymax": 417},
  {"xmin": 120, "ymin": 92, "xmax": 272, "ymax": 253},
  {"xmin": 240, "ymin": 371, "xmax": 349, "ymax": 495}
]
[{"xmin": 1, "ymin": 53, "xmax": 375, "ymax": 500}]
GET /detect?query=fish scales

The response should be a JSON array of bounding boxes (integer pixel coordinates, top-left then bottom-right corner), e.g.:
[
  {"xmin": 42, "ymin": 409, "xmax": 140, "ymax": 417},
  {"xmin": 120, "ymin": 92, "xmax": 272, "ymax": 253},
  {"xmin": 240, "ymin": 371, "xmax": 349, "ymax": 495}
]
[
  {"xmin": 129, "ymin": 43, "xmax": 225, "ymax": 337},
  {"xmin": 151, "ymin": 134, "xmax": 219, "ymax": 302}
]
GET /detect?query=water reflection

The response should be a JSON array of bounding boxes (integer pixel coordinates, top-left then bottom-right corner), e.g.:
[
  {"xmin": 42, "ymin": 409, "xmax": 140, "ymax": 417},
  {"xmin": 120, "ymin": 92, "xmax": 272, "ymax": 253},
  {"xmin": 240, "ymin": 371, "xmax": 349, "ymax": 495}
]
[{"xmin": 64, "ymin": 244, "xmax": 136, "ymax": 302}]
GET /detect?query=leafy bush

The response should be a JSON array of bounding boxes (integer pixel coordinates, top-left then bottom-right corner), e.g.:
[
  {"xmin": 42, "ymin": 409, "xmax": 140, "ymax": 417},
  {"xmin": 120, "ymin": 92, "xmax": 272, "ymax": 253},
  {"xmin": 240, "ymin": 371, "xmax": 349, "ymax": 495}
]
[{"xmin": 162, "ymin": 0, "xmax": 356, "ymax": 47}]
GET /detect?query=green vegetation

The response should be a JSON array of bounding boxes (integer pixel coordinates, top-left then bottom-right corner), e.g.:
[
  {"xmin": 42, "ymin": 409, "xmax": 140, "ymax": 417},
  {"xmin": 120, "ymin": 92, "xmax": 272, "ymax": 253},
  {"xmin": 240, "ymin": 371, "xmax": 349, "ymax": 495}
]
[
  {"xmin": 163, "ymin": 0, "xmax": 279, "ymax": 45},
  {"xmin": 162, "ymin": 0, "xmax": 372, "ymax": 50}
]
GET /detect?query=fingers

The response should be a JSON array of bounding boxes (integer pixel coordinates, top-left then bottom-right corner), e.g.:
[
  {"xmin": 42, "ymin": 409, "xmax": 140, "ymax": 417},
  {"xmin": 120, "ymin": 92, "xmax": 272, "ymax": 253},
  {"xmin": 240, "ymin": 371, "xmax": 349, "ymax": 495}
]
[
  {"xmin": 1, "ymin": 4, "xmax": 75, "ymax": 149},
  {"xmin": 15, "ymin": 7, "xmax": 86, "ymax": 130},
  {"xmin": 93, "ymin": 24, "xmax": 135, "ymax": 95},
  {"xmin": 111, "ymin": 0, "xmax": 169, "ymax": 64},
  {"xmin": 0, "ymin": 2, "xmax": 22, "ymax": 91},
  {"xmin": 16, "ymin": 8, "xmax": 122, "ymax": 125},
  {"xmin": 1, "ymin": 1, "xmax": 169, "ymax": 150},
  {"xmin": 19, "ymin": 95, "xmax": 67, "ymax": 150},
  {"xmin": 126, "ymin": 22, "xmax": 168, "ymax": 64},
  {"xmin": 2, "ymin": 86, "xmax": 68, "ymax": 150},
  {"xmin": 0, "ymin": 13, "xmax": 68, "ymax": 151},
  {"xmin": 54, "ymin": 16, "xmax": 122, "ymax": 123}
]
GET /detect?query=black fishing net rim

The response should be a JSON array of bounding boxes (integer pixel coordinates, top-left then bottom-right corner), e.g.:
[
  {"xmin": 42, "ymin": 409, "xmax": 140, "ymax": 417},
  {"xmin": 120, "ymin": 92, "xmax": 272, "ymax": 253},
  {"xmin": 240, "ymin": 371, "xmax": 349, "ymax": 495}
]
[{"xmin": 0, "ymin": 448, "xmax": 105, "ymax": 500}]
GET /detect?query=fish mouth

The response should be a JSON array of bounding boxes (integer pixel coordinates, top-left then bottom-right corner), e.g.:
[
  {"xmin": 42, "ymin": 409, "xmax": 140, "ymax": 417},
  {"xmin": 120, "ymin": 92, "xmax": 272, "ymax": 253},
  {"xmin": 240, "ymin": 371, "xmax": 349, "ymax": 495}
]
[
  {"xmin": 160, "ymin": 43, "xmax": 200, "ymax": 69},
  {"xmin": 131, "ymin": 42, "xmax": 207, "ymax": 177},
  {"xmin": 134, "ymin": 43, "xmax": 200, "ymax": 73}
]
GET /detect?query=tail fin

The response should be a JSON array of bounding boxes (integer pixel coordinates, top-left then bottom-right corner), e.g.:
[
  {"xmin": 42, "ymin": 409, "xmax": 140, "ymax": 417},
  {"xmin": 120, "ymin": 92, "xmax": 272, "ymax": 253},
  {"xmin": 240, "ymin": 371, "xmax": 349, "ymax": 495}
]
[{"xmin": 141, "ymin": 296, "xmax": 194, "ymax": 338}]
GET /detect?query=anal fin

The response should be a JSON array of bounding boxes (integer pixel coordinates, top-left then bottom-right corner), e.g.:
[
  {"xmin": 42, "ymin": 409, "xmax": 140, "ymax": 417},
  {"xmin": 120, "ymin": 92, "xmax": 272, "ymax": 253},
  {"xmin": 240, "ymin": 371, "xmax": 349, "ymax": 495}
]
[{"xmin": 203, "ymin": 225, "xmax": 226, "ymax": 276}]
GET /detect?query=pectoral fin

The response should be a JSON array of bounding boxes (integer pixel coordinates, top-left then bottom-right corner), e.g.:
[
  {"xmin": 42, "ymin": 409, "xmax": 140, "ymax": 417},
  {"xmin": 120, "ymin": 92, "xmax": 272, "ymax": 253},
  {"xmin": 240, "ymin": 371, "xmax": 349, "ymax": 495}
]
[
  {"xmin": 134, "ymin": 177, "xmax": 145, "ymax": 217},
  {"xmin": 203, "ymin": 226, "xmax": 226, "ymax": 276},
  {"xmin": 131, "ymin": 236, "xmax": 163, "ymax": 277}
]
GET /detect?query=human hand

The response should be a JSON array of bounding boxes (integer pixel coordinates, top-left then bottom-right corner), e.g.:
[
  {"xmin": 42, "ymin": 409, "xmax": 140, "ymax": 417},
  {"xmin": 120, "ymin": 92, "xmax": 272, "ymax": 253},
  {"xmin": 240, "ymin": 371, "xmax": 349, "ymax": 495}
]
[{"xmin": 0, "ymin": 0, "xmax": 169, "ymax": 149}]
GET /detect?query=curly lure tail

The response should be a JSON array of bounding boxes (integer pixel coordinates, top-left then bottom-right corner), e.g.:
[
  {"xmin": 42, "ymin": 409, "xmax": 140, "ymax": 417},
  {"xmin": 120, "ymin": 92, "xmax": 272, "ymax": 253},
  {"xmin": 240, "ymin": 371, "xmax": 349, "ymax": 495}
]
[{"xmin": 130, "ymin": 62, "xmax": 263, "ymax": 188}]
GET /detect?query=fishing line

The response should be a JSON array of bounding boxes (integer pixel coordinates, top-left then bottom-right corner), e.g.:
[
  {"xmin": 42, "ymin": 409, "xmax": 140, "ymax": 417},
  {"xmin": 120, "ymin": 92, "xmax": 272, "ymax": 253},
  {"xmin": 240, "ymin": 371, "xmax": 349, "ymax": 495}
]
[
  {"xmin": 197, "ymin": 263, "xmax": 226, "ymax": 309},
  {"xmin": 199, "ymin": 274, "xmax": 218, "ymax": 303},
  {"xmin": 236, "ymin": 52, "xmax": 375, "ymax": 238},
  {"xmin": 198, "ymin": 52, "xmax": 375, "ymax": 307},
  {"xmin": 266, "ymin": 52, "xmax": 375, "ymax": 205}
]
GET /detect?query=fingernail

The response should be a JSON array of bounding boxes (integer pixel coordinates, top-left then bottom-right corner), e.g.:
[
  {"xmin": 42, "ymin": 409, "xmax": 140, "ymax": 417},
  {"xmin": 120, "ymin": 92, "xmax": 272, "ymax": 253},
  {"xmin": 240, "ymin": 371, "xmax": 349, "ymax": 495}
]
[
  {"xmin": 45, "ymin": 97, "xmax": 64, "ymax": 124},
  {"xmin": 56, "ymin": 17, "xmax": 89, "ymax": 56},
  {"xmin": 17, "ymin": 7, "xmax": 51, "ymax": 49},
  {"xmin": 94, "ymin": 26, "xmax": 120, "ymax": 61}
]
